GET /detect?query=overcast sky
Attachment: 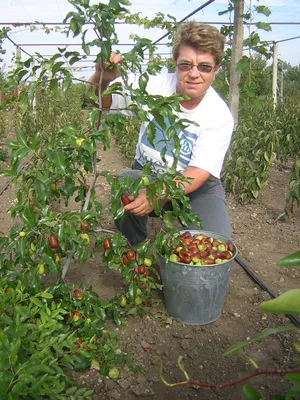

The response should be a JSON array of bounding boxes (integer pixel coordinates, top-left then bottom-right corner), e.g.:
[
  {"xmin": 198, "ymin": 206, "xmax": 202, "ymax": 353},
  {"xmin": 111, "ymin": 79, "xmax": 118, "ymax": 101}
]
[{"xmin": 1, "ymin": 0, "xmax": 299, "ymax": 80}]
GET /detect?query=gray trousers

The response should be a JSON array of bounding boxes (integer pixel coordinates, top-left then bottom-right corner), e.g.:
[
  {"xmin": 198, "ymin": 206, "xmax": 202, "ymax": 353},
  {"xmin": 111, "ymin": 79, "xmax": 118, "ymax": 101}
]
[{"xmin": 114, "ymin": 164, "xmax": 231, "ymax": 245}]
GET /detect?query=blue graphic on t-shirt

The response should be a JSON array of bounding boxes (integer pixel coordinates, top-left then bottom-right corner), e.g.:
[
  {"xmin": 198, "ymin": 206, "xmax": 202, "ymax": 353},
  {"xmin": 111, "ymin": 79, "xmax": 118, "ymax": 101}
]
[{"xmin": 140, "ymin": 117, "xmax": 197, "ymax": 167}]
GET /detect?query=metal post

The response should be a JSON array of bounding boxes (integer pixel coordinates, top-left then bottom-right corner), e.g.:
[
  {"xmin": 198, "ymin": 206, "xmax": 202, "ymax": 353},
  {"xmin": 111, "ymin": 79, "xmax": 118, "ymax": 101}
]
[
  {"xmin": 280, "ymin": 69, "xmax": 284, "ymax": 99},
  {"xmin": 16, "ymin": 45, "xmax": 21, "ymax": 63},
  {"xmin": 272, "ymin": 41, "xmax": 278, "ymax": 108}
]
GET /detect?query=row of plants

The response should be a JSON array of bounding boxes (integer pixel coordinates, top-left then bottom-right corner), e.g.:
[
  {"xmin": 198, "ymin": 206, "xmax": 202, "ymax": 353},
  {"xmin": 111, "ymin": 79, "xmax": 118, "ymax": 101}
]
[{"xmin": 222, "ymin": 94, "xmax": 300, "ymax": 205}]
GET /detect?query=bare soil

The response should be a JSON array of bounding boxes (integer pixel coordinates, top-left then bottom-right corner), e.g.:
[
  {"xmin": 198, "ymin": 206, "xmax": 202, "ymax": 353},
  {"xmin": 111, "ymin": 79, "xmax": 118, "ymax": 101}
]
[{"xmin": 1, "ymin": 127, "xmax": 300, "ymax": 400}]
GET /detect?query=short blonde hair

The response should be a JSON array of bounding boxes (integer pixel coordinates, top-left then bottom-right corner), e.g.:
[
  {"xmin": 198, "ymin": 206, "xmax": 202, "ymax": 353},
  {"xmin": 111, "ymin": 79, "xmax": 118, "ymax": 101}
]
[{"xmin": 172, "ymin": 21, "xmax": 225, "ymax": 65}]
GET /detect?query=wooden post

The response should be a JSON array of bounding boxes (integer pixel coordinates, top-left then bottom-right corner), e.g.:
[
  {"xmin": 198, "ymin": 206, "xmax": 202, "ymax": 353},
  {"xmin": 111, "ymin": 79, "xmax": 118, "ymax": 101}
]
[{"xmin": 228, "ymin": 0, "xmax": 244, "ymax": 127}]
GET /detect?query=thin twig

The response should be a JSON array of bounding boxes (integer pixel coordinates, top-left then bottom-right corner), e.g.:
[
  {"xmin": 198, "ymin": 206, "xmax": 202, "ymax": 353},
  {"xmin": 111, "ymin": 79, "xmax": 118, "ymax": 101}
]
[
  {"xmin": 93, "ymin": 228, "xmax": 118, "ymax": 234},
  {"xmin": 157, "ymin": 356, "xmax": 300, "ymax": 389},
  {"xmin": 61, "ymin": 250, "xmax": 75, "ymax": 280},
  {"xmin": 187, "ymin": 367, "xmax": 300, "ymax": 389}
]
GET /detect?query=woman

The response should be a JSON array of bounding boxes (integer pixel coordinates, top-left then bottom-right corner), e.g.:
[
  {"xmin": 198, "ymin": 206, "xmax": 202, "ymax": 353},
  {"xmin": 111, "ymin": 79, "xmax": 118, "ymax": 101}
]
[{"xmin": 87, "ymin": 22, "xmax": 234, "ymax": 245}]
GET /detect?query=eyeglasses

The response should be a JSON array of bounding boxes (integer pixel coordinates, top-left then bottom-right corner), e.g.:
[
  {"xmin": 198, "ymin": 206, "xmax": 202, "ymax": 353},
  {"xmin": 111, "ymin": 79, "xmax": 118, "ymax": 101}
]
[{"xmin": 176, "ymin": 62, "xmax": 214, "ymax": 73}]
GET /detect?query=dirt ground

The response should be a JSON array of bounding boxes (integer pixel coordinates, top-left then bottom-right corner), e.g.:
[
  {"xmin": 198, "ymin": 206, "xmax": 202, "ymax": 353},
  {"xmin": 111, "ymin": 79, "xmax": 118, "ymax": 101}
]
[{"xmin": 1, "ymin": 128, "xmax": 300, "ymax": 400}]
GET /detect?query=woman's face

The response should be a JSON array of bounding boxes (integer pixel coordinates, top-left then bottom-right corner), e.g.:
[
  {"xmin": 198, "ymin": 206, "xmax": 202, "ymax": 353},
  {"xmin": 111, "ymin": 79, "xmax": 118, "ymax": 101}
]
[{"xmin": 175, "ymin": 44, "xmax": 219, "ymax": 107}]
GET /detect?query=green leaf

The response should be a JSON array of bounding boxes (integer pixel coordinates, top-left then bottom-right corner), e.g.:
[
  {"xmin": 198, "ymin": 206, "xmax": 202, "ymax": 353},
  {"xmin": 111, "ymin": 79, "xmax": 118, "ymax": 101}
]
[
  {"xmin": 286, "ymin": 373, "xmax": 300, "ymax": 383},
  {"xmin": 35, "ymin": 178, "xmax": 48, "ymax": 204},
  {"xmin": 255, "ymin": 5, "xmax": 271, "ymax": 16},
  {"xmin": 66, "ymin": 387, "xmax": 77, "ymax": 395},
  {"xmin": 27, "ymin": 83, "xmax": 36, "ymax": 106},
  {"xmin": 62, "ymin": 75, "xmax": 72, "ymax": 93},
  {"xmin": 243, "ymin": 384, "xmax": 263, "ymax": 400},
  {"xmin": 138, "ymin": 73, "xmax": 148, "ymax": 92},
  {"xmin": 277, "ymin": 250, "xmax": 300, "ymax": 267},
  {"xmin": 259, "ymin": 289, "xmax": 300, "ymax": 314},
  {"xmin": 30, "ymin": 297, "xmax": 43, "ymax": 307},
  {"xmin": 162, "ymin": 211, "xmax": 174, "ymax": 229},
  {"xmin": 52, "ymin": 61, "xmax": 65, "ymax": 75},
  {"xmin": 39, "ymin": 292, "xmax": 53, "ymax": 299},
  {"xmin": 5, "ymin": 140, "xmax": 20, "ymax": 150},
  {"xmin": 16, "ymin": 69, "xmax": 28, "ymax": 82},
  {"xmin": 52, "ymin": 151, "xmax": 66, "ymax": 174},
  {"xmin": 49, "ymin": 79, "xmax": 59, "ymax": 98},
  {"xmin": 112, "ymin": 309, "xmax": 121, "ymax": 327},
  {"xmin": 255, "ymin": 22, "xmax": 272, "ymax": 32},
  {"xmin": 58, "ymin": 222, "xmax": 66, "ymax": 251},
  {"xmin": 286, "ymin": 381, "xmax": 300, "ymax": 397},
  {"xmin": 15, "ymin": 131, "xmax": 28, "ymax": 148},
  {"xmin": 224, "ymin": 325, "xmax": 296, "ymax": 355}
]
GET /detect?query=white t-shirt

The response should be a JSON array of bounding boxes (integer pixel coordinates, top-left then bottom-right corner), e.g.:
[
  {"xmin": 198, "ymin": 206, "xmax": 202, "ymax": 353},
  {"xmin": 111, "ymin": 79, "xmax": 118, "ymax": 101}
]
[{"xmin": 111, "ymin": 73, "xmax": 234, "ymax": 178}]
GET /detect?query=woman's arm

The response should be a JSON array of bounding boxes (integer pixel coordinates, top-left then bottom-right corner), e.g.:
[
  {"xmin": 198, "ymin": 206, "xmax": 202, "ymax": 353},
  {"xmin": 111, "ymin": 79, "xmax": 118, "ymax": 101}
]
[{"xmin": 86, "ymin": 53, "xmax": 122, "ymax": 108}]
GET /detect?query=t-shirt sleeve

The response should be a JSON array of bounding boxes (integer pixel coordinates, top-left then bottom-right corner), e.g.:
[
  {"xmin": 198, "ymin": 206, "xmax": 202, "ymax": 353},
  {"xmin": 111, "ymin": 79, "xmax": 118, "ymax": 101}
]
[
  {"xmin": 188, "ymin": 117, "xmax": 234, "ymax": 178},
  {"xmin": 110, "ymin": 76, "xmax": 135, "ymax": 116}
]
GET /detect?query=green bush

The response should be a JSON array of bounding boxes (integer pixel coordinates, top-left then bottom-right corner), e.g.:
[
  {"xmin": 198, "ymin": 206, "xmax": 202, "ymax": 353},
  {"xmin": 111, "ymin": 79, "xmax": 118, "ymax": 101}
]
[{"xmin": 223, "ymin": 95, "xmax": 300, "ymax": 205}]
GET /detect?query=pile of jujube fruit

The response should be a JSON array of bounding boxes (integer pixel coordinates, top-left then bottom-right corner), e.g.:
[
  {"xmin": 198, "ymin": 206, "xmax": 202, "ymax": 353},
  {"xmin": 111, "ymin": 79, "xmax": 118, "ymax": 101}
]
[{"xmin": 168, "ymin": 231, "xmax": 235, "ymax": 266}]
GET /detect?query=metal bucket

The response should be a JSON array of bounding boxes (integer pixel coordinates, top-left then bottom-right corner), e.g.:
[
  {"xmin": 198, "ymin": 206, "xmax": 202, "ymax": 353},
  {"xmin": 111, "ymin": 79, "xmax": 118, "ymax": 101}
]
[{"xmin": 158, "ymin": 230, "xmax": 238, "ymax": 326}]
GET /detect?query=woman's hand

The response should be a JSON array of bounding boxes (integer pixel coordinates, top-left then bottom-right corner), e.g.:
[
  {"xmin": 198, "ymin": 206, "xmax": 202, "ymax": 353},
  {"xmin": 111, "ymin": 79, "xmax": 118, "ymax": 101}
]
[
  {"xmin": 123, "ymin": 189, "xmax": 155, "ymax": 216},
  {"xmin": 96, "ymin": 52, "xmax": 122, "ymax": 85}
]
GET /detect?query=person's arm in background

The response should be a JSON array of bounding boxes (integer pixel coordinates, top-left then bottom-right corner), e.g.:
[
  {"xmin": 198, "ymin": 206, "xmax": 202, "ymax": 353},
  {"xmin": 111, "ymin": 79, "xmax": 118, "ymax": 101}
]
[{"xmin": 86, "ymin": 53, "xmax": 122, "ymax": 108}]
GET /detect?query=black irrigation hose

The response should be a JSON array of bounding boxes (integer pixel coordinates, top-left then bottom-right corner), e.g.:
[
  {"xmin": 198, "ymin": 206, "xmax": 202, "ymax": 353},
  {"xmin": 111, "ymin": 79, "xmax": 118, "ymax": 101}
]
[{"xmin": 235, "ymin": 254, "xmax": 300, "ymax": 328}]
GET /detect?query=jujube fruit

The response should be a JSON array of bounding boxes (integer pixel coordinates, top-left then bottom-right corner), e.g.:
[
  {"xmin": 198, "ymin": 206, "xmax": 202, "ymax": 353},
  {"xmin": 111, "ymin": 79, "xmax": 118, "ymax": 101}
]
[
  {"xmin": 137, "ymin": 264, "xmax": 146, "ymax": 274},
  {"xmin": 121, "ymin": 194, "xmax": 132, "ymax": 206},
  {"xmin": 36, "ymin": 264, "xmax": 45, "ymax": 275},
  {"xmin": 80, "ymin": 233, "xmax": 90, "ymax": 244},
  {"xmin": 81, "ymin": 220, "xmax": 89, "ymax": 231},
  {"xmin": 48, "ymin": 234, "xmax": 59, "ymax": 249},
  {"xmin": 120, "ymin": 296, "xmax": 127, "ymax": 307},
  {"xmin": 103, "ymin": 237, "xmax": 111, "ymax": 250},
  {"xmin": 72, "ymin": 310, "xmax": 81, "ymax": 321},
  {"xmin": 108, "ymin": 367, "xmax": 120, "ymax": 379},
  {"xmin": 167, "ymin": 231, "xmax": 235, "ymax": 266},
  {"xmin": 74, "ymin": 289, "xmax": 83, "ymax": 299},
  {"xmin": 126, "ymin": 250, "xmax": 136, "ymax": 260}
]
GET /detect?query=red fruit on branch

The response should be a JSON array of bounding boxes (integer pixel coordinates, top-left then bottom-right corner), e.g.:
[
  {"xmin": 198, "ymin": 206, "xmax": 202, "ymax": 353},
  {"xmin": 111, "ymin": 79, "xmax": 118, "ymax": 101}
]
[
  {"xmin": 121, "ymin": 194, "xmax": 132, "ymax": 206},
  {"xmin": 81, "ymin": 220, "xmax": 89, "ymax": 231},
  {"xmin": 73, "ymin": 310, "xmax": 81, "ymax": 321},
  {"xmin": 126, "ymin": 250, "xmax": 136, "ymax": 260},
  {"xmin": 48, "ymin": 234, "xmax": 59, "ymax": 249},
  {"xmin": 103, "ymin": 237, "xmax": 111, "ymax": 250},
  {"xmin": 122, "ymin": 254, "xmax": 130, "ymax": 265},
  {"xmin": 137, "ymin": 264, "xmax": 146, "ymax": 274},
  {"xmin": 76, "ymin": 338, "xmax": 83, "ymax": 349},
  {"xmin": 74, "ymin": 289, "xmax": 83, "ymax": 299}
]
